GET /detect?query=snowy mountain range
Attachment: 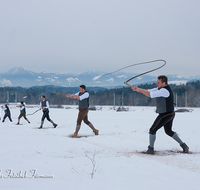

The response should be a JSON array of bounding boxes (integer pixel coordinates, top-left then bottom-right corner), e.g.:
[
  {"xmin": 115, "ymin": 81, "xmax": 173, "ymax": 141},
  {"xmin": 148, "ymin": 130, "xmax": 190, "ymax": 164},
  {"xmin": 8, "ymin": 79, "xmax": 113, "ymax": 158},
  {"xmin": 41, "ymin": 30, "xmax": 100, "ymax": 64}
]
[{"xmin": 0, "ymin": 67, "xmax": 200, "ymax": 87}]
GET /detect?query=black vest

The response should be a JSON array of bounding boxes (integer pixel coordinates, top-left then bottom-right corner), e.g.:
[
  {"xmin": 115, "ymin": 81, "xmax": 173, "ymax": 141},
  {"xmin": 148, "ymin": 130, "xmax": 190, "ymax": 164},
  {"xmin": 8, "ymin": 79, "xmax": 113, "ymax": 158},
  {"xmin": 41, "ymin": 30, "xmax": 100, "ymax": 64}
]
[
  {"xmin": 79, "ymin": 91, "xmax": 89, "ymax": 109},
  {"xmin": 20, "ymin": 104, "xmax": 26, "ymax": 114},
  {"xmin": 41, "ymin": 100, "xmax": 49, "ymax": 112},
  {"xmin": 5, "ymin": 106, "xmax": 10, "ymax": 115},
  {"xmin": 156, "ymin": 85, "xmax": 174, "ymax": 113},
  {"xmin": 41, "ymin": 100, "xmax": 47, "ymax": 107}
]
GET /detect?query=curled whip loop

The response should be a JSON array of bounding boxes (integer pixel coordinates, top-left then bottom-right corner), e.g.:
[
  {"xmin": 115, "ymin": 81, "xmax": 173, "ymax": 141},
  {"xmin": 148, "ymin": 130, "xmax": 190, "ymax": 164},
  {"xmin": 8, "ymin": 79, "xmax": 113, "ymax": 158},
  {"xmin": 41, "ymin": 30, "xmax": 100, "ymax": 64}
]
[
  {"xmin": 93, "ymin": 59, "xmax": 166, "ymax": 87},
  {"xmin": 124, "ymin": 59, "xmax": 166, "ymax": 85}
]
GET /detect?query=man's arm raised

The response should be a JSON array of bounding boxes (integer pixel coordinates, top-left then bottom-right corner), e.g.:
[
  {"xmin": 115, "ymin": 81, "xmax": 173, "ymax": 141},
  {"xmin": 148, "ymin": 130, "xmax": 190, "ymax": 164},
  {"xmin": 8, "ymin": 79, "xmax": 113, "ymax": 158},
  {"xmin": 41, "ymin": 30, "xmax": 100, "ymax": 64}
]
[
  {"xmin": 66, "ymin": 94, "xmax": 80, "ymax": 100},
  {"xmin": 131, "ymin": 86, "xmax": 151, "ymax": 97}
]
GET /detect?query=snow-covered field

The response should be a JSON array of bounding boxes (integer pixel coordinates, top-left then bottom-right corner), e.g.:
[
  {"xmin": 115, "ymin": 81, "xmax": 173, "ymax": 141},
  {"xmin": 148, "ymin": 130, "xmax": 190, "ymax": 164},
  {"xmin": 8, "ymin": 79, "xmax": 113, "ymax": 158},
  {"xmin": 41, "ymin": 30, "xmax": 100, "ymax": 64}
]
[{"xmin": 0, "ymin": 105, "xmax": 200, "ymax": 190}]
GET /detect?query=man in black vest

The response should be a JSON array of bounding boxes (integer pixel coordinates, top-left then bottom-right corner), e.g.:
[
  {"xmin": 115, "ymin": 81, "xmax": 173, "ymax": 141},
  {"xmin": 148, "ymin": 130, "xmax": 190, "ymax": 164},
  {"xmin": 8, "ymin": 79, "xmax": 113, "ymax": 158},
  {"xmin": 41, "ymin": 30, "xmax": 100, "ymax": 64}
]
[
  {"xmin": 16, "ymin": 101, "xmax": 30, "ymax": 125},
  {"xmin": 132, "ymin": 75, "xmax": 189, "ymax": 154},
  {"xmin": 1, "ymin": 104, "xmax": 12, "ymax": 122},
  {"xmin": 39, "ymin": 95, "xmax": 57, "ymax": 129},
  {"xmin": 66, "ymin": 85, "xmax": 99, "ymax": 137}
]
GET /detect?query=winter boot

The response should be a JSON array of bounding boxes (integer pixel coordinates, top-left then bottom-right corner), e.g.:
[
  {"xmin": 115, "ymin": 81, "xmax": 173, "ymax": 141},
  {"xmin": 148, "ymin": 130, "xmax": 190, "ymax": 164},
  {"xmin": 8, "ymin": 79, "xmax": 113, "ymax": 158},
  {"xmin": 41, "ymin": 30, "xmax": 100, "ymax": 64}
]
[
  {"xmin": 180, "ymin": 143, "xmax": 189, "ymax": 153},
  {"xmin": 39, "ymin": 121, "xmax": 44, "ymax": 129},
  {"xmin": 50, "ymin": 120, "xmax": 57, "ymax": 128},
  {"xmin": 26, "ymin": 119, "xmax": 30, "ymax": 123},
  {"xmin": 71, "ymin": 133, "xmax": 78, "ymax": 138},
  {"xmin": 144, "ymin": 146, "xmax": 154, "ymax": 155},
  {"xmin": 16, "ymin": 119, "xmax": 20, "ymax": 125},
  {"xmin": 93, "ymin": 129, "xmax": 99, "ymax": 135}
]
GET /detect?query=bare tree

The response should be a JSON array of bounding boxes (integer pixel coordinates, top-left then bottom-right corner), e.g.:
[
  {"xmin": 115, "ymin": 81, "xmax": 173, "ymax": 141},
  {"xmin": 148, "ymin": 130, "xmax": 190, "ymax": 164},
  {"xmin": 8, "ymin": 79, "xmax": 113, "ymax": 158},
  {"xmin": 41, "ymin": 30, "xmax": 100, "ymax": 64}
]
[{"xmin": 84, "ymin": 150, "xmax": 99, "ymax": 179}]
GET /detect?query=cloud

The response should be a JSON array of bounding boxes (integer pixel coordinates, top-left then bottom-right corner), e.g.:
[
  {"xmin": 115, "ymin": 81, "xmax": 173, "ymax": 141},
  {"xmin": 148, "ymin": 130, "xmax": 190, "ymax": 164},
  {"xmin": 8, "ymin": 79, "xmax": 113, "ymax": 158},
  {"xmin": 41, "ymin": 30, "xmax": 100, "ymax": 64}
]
[
  {"xmin": 137, "ymin": 77, "xmax": 142, "ymax": 80},
  {"xmin": 95, "ymin": 81, "xmax": 102, "ymax": 83},
  {"xmin": 1, "ymin": 79, "xmax": 12, "ymax": 86},
  {"xmin": 117, "ymin": 75, "xmax": 127, "ymax": 78},
  {"xmin": 106, "ymin": 78, "xmax": 114, "ymax": 83},
  {"xmin": 66, "ymin": 78, "xmax": 81, "ymax": 83},
  {"xmin": 93, "ymin": 75, "xmax": 102, "ymax": 81}
]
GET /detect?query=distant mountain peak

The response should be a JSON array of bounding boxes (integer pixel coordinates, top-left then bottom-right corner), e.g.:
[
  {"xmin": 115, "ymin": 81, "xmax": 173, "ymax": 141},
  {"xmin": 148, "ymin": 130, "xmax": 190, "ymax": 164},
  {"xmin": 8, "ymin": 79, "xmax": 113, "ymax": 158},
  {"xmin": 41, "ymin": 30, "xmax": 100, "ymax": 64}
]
[
  {"xmin": 1, "ymin": 67, "xmax": 200, "ymax": 87},
  {"xmin": 6, "ymin": 67, "xmax": 33, "ymax": 76}
]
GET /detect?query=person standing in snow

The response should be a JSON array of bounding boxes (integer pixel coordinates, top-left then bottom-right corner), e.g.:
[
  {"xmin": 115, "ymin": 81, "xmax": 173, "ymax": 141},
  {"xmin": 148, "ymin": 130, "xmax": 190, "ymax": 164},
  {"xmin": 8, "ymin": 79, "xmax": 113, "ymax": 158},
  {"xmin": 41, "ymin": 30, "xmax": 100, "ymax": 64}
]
[
  {"xmin": 1, "ymin": 104, "xmax": 12, "ymax": 122},
  {"xmin": 16, "ymin": 101, "xmax": 30, "ymax": 125},
  {"xmin": 131, "ymin": 75, "xmax": 189, "ymax": 154},
  {"xmin": 66, "ymin": 85, "xmax": 99, "ymax": 137},
  {"xmin": 39, "ymin": 95, "xmax": 57, "ymax": 129}
]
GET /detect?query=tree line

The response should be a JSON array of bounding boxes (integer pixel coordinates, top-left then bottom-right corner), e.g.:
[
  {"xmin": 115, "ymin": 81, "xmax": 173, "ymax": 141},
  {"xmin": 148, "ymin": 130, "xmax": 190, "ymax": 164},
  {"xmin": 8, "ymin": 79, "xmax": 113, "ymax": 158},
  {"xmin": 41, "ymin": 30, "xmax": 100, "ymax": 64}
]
[{"xmin": 0, "ymin": 81, "xmax": 200, "ymax": 107}]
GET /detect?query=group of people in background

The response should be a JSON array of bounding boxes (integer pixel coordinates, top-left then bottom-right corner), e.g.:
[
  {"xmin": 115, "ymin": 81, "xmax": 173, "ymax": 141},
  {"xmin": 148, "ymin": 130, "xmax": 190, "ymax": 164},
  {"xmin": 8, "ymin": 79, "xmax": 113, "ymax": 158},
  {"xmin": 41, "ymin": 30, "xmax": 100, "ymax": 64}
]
[
  {"xmin": 1, "ymin": 76, "xmax": 189, "ymax": 154},
  {"xmin": 1, "ymin": 101, "xmax": 31, "ymax": 124},
  {"xmin": 1, "ymin": 96, "xmax": 57, "ymax": 129},
  {"xmin": 1, "ymin": 88, "xmax": 98, "ymax": 137}
]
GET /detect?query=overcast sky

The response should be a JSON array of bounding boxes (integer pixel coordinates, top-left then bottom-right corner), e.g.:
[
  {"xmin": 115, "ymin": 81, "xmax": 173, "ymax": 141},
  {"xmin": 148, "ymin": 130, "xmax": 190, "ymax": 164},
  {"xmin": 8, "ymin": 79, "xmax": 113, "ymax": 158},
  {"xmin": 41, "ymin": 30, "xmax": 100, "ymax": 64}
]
[{"xmin": 0, "ymin": 0, "xmax": 200, "ymax": 76}]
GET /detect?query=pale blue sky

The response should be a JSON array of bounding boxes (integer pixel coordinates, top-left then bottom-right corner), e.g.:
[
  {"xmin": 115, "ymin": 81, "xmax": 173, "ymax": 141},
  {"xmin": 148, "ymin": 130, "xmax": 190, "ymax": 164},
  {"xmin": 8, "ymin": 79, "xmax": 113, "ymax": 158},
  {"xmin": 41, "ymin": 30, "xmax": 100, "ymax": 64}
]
[{"xmin": 0, "ymin": 0, "xmax": 200, "ymax": 75}]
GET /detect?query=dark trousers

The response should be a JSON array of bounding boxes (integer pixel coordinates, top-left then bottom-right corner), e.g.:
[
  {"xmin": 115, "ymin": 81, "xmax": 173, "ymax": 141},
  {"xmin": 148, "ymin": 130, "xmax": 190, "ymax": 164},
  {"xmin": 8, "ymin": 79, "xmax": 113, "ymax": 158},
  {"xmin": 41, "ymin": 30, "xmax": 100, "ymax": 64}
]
[
  {"xmin": 3, "ymin": 113, "xmax": 12, "ymax": 122},
  {"xmin": 41, "ymin": 109, "xmax": 51, "ymax": 121},
  {"xmin": 18, "ymin": 113, "xmax": 30, "ymax": 124},
  {"xmin": 77, "ymin": 108, "xmax": 90, "ymax": 125},
  {"xmin": 18, "ymin": 113, "xmax": 28, "ymax": 120},
  {"xmin": 149, "ymin": 111, "xmax": 175, "ymax": 137}
]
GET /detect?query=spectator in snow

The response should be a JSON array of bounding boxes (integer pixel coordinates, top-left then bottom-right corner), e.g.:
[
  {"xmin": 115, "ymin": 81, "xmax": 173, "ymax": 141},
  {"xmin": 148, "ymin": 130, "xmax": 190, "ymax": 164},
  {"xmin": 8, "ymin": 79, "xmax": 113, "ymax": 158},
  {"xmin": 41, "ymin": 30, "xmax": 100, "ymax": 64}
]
[
  {"xmin": 1, "ymin": 104, "xmax": 12, "ymax": 122},
  {"xmin": 131, "ymin": 75, "xmax": 189, "ymax": 154},
  {"xmin": 66, "ymin": 84, "xmax": 99, "ymax": 138}
]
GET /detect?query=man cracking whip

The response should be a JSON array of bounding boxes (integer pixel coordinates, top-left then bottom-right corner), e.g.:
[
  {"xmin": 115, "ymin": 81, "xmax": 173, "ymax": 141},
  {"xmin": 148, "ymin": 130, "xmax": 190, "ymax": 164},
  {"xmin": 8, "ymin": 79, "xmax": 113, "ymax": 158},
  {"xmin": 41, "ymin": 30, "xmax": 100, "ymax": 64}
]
[
  {"xmin": 131, "ymin": 75, "xmax": 189, "ymax": 154},
  {"xmin": 16, "ymin": 101, "xmax": 30, "ymax": 125},
  {"xmin": 66, "ymin": 85, "xmax": 99, "ymax": 138},
  {"xmin": 1, "ymin": 104, "xmax": 12, "ymax": 122},
  {"xmin": 39, "ymin": 95, "xmax": 57, "ymax": 129}
]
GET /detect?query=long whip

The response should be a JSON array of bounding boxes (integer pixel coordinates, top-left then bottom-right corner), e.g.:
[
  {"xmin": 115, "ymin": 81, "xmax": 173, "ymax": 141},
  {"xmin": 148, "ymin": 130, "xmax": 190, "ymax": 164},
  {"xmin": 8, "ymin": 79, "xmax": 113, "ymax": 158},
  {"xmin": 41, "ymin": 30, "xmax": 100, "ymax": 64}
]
[
  {"xmin": 124, "ymin": 59, "xmax": 166, "ymax": 87},
  {"xmin": 26, "ymin": 109, "xmax": 40, "ymax": 116},
  {"xmin": 93, "ymin": 59, "xmax": 166, "ymax": 87},
  {"xmin": 51, "ymin": 92, "xmax": 70, "ymax": 97}
]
